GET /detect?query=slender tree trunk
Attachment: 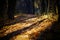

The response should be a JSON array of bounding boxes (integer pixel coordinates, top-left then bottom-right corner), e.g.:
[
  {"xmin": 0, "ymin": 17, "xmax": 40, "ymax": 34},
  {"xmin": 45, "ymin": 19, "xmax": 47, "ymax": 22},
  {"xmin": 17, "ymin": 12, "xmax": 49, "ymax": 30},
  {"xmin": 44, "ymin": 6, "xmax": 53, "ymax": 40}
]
[
  {"xmin": 57, "ymin": 0, "xmax": 60, "ymax": 22},
  {"xmin": 0, "ymin": 0, "xmax": 7, "ymax": 28},
  {"xmin": 7, "ymin": 0, "xmax": 16, "ymax": 20}
]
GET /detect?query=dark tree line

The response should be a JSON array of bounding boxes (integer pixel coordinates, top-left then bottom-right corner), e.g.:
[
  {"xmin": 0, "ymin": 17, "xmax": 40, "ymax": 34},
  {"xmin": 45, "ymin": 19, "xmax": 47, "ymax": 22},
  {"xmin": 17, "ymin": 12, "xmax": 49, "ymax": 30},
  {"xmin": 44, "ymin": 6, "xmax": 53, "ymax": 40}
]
[
  {"xmin": 0, "ymin": 0, "xmax": 60, "ymax": 28},
  {"xmin": 0, "ymin": 0, "xmax": 16, "ymax": 28},
  {"xmin": 16, "ymin": 0, "xmax": 34, "ymax": 14}
]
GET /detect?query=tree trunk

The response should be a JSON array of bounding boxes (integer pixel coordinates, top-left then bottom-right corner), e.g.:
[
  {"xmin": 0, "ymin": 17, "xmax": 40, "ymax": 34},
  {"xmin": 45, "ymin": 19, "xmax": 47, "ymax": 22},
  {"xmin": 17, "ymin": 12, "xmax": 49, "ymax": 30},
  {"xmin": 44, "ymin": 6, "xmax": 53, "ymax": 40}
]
[
  {"xmin": 7, "ymin": 0, "xmax": 16, "ymax": 20},
  {"xmin": 57, "ymin": 0, "xmax": 60, "ymax": 22},
  {"xmin": 0, "ymin": 0, "xmax": 7, "ymax": 28},
  {"xmin": 0, "ymin": 0, "xmax": 16, "ymax": 28}
]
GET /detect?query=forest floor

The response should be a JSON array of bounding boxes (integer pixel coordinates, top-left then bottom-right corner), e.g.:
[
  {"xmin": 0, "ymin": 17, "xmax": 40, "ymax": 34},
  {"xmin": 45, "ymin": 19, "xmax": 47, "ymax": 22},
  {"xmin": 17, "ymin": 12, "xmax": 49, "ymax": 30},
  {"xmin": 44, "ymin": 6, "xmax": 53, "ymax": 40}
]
[{"xmin": 0, "ymin": 13, "xmax": 58, "ymax": 40}]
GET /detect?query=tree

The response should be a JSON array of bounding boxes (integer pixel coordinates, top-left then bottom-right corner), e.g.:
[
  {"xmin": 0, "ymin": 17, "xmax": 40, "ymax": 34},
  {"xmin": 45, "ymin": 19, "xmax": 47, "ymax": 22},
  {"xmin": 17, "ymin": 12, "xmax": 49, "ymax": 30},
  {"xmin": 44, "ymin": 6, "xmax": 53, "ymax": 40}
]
[
  {"xmin": 0, "ymin": 0, "xmax": 7, "ymax": 28},
  {"xmin": 0, "ymin": 0, "xmax": 16, "ymax": 28},
  {"xmin": 57, "ymin": 0, "xmax": 60, "ymax": 22},
  {"xmin": 7, "ymin": 0, "xmax": 16, "ymax": 20}
]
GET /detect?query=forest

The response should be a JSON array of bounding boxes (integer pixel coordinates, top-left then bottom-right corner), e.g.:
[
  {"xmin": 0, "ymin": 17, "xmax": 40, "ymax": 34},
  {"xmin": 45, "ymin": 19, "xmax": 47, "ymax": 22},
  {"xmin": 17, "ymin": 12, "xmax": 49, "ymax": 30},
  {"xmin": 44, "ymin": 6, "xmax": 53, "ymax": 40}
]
[{"xmin": 0, "ymin": 0, "xmax": 60, "ymax": 40}]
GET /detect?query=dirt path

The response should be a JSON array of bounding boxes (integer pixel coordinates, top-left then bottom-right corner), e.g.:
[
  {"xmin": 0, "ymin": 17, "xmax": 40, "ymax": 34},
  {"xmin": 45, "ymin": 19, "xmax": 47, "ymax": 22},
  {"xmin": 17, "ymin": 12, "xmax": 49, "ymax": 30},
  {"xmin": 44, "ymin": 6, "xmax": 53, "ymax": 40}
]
[{"xmin": 0, "ymin": 14, "xmax": 57, "ymax": 40}]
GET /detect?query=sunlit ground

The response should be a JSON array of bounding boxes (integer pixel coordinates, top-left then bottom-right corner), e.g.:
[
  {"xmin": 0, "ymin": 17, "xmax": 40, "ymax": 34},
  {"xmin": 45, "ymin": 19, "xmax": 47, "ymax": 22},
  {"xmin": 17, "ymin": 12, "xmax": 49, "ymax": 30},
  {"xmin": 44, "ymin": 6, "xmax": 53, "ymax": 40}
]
[{"xmin": 0, "ymin": 13, "xmax": 58, "ymax": 40}]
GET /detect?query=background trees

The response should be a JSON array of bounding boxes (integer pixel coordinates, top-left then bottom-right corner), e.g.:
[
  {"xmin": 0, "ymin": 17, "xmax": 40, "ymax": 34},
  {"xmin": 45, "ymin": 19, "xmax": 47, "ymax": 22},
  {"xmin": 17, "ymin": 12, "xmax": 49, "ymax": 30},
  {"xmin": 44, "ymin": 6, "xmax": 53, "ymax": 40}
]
[
  {"xmin": 0, "ymin": 0, "xmax": 60, "ymax": 27},
  {"xmin": 0, "ymin": 0, "xmax": 16, "ymax": 28}
]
